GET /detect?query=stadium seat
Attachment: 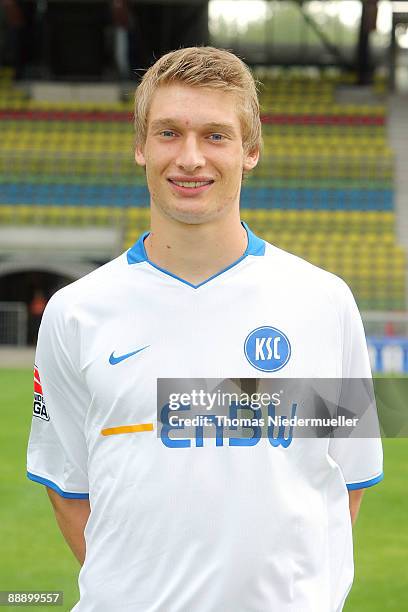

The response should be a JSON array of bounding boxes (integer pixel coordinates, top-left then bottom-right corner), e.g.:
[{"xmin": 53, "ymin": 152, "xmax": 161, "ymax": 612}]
[{"xmin": 0, "ymin": 71, "xmax": 405, "ymax": 311}]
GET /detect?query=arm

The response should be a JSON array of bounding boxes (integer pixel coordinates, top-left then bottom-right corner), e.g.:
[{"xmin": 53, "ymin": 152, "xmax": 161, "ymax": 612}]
[
  {"xmin": 348, "ymin": 489, "xmax": 365, "ymax": 526},
  {"xmin": 47, "ymin": 487, "xmax": 91, "ymax": 565}
]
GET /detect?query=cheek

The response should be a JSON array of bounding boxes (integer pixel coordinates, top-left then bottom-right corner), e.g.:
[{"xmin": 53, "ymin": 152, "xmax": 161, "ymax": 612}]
[
  {"xmin": 210, "ymin": 151, "xmax": 242, "ymax": 179},
  {"xmin": 221, "ymin": 162, "xmax": 244, "ymax": 183},
  {"xmin": 145, "ymin": 153, "xmax": 168, "ymax": 180},
  {"xmin": 144, "ymin": 142, "xmax": 170, "ymax": 166}
]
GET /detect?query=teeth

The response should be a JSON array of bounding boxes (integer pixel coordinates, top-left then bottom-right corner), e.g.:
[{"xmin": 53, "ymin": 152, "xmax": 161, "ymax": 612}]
[{"xmin": 172, "ymin": 180, "xmax": 212, "ymax": 188}]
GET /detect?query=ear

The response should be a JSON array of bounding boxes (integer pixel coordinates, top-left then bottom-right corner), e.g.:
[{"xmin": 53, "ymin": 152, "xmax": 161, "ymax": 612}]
[
  {"xmin": 135, "ymin": 145, "xmax": 146, "ymax": 167},
  {"xmin": 243, "ymin": 147, "xmax": 259, "ymax": 173}
]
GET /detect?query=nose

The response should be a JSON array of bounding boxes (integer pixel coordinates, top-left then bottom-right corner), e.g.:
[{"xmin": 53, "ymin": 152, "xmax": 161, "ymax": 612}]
[{"xmin": 175, "ymin": 134, "xmax": 205, "ymax": 172}]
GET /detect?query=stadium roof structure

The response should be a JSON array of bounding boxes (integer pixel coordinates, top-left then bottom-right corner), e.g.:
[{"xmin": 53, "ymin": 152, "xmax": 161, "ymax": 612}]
[{"xmin": 4, "ymin": 0, "xmax": 406, "ymax": 82}]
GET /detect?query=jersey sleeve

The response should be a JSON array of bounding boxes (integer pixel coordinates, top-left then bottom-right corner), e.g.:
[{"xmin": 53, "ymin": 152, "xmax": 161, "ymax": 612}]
[
  {"xmin": 27, "ymin": 291, "xmax": 90, "ymax": 499},
  {"xmin": 328, "ymin": 280, "xmax": 383, "ymax": 490}
]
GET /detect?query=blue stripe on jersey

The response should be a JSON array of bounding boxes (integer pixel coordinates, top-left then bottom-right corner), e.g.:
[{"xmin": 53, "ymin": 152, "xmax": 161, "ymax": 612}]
[
  {"xmin": 127, "ymin": 223, "xmax": 265, "ymax": 283},
  {"xmin": 127, "ymin": 223, "xmax": 265, "ymax": 288},
  {"xmin": 27, "ymin": 471, "xmax": 89, "ymax": 499},
  {"xmin": 244, "ymin": 223, "xmax": 266, "ymax": 256},
  {"xmin": 346, "ymin": 472, "xmax": 384, "ymax": 490},
  {"xmin": 127, "ymin": 231, "xmax": 150, "ymax": 264}
]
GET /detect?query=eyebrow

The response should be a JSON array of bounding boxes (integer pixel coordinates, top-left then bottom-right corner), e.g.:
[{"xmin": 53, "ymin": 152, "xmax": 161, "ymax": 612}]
[{"xmin": 150, "ymin": 118, "xmax": 238, "ymax": 135}]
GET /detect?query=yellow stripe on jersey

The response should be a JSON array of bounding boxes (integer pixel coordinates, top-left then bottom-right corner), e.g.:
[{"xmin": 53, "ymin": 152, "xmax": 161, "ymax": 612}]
[{"xmin": 101, "ymin": 423, "xmax": 154, "ymax": 436}]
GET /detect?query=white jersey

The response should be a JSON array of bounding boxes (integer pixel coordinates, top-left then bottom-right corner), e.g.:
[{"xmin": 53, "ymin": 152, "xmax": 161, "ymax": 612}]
[{"xmin": 27, "ymin": 225, "xmax": 383, "ymax": 612}]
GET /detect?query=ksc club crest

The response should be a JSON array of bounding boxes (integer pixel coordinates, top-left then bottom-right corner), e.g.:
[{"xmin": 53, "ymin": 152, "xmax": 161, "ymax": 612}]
[{"xmin": 244, "ymin": 326, "xmax": 291, "ymax": 372}]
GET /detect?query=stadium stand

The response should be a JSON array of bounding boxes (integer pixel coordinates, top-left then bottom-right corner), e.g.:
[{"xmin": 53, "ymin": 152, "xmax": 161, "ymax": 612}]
[{"xmin": 0, "ymin": 68, "xmax": 405, "ymax": 312}]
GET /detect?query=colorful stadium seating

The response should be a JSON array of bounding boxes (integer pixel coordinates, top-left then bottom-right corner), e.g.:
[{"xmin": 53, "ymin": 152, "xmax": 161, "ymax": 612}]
[{"xmin": 0, "ymin": 69, "xmax": 405, "ymax": 311}]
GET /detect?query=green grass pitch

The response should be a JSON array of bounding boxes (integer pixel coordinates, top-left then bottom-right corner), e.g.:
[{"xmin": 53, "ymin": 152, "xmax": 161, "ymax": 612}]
[{"xmin": 0, "ymin": 369, "xmax": 407, "ymax": 610}]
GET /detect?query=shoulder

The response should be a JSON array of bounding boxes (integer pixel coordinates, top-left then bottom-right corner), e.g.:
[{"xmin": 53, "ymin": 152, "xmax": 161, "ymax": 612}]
[
  {"xmin": 262, "ymin": 241, "xmax": 353, "ymax": 303},
  {"xmin": 42, "ymin": 252, "xmax": 129, "ymax": 325}
]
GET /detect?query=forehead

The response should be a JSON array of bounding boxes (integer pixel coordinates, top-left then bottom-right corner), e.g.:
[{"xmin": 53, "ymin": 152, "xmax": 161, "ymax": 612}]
[{"xmin": 147, "ymin": 83, "xmax": 242, "ymax": 130}]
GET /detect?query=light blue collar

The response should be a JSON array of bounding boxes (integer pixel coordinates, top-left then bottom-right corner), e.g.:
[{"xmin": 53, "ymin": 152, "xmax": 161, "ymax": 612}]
[{"xmin": 127, "ymin": 222, "xmax": 265, "ymax": 288}]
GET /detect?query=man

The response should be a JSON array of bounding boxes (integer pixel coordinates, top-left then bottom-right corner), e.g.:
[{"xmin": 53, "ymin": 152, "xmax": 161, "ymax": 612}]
[{"xmin": 27, "ymin": 47, "xmax": 383, "ymax": 611}]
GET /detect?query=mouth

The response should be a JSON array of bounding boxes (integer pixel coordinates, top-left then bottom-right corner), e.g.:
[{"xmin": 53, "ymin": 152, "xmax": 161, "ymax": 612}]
[{"xmin": 167, "ymin": 178, "xmax": 214, "ymax": 196}]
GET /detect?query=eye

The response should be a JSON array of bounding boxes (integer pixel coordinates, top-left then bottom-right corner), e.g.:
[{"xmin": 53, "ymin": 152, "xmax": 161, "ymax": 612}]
[
  {"xmin": 160, "ymin": 130, "xmax": 176, "ymax": 138},
  {"xmin": 208, "ymin": 133, "xmax": 224, "ymax": 142}
]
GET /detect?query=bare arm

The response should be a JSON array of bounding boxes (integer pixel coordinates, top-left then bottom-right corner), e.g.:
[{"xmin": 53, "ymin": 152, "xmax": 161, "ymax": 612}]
[
  {"xmin": 47, "ymin": 487, "xmax": 91, "ymax": 565},
  {"xmin": 348, "ymin": 489, "xmax": 365, "ymax": 526}
]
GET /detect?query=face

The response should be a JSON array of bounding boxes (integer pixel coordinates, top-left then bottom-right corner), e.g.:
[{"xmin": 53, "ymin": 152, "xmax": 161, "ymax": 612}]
[{"xmin": 135, "ymin": 84, "xmax": 259, "ymax": 226}]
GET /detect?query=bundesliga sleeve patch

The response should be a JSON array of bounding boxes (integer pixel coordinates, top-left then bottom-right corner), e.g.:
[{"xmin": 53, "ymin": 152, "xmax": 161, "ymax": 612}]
[{"xmin": 33, "ymin": 365, "xmax": 50, "ymax": 421}]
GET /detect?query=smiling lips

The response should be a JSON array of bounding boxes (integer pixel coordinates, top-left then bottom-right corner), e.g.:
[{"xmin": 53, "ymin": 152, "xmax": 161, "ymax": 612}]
[{"xmin": 168, "ymin": 177, "xmax": 214, "ymax": 196}]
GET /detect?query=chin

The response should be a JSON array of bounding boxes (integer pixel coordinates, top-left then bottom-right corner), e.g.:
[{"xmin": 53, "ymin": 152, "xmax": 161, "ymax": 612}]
[
  {"xmin": 171, "ymin": 211, "xmax": 215, "ymax": 226},
  {"xmin": 162, "ymin": 203, "xmax": 221, "ymax": 226}
]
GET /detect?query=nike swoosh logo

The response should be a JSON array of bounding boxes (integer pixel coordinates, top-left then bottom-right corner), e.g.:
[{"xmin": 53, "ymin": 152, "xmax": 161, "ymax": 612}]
[{"xmin": 109, "ymin": 346, "xmax": 149, "ymax": 365}]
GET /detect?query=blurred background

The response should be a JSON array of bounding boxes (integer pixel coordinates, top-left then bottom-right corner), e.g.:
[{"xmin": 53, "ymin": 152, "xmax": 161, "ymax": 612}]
[
  {"xmin": 0, "ymin": 0, "xmax": 407, "ymax": 373},
  {"xmin": 0, "ymin": 1, "xmax": 407, "ymax": 610}
]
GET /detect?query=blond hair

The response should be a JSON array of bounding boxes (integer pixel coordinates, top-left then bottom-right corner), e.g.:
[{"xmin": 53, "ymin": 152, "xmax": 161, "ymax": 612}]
[{"xmin": 134, "ymin": 46, "xmax": 262, "ymax": 154}]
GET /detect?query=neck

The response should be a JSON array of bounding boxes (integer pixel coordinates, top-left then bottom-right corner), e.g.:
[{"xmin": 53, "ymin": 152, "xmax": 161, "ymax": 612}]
[{"xmin": 144, "ymin": 209, "xmax": 248, "ymax": 285}]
